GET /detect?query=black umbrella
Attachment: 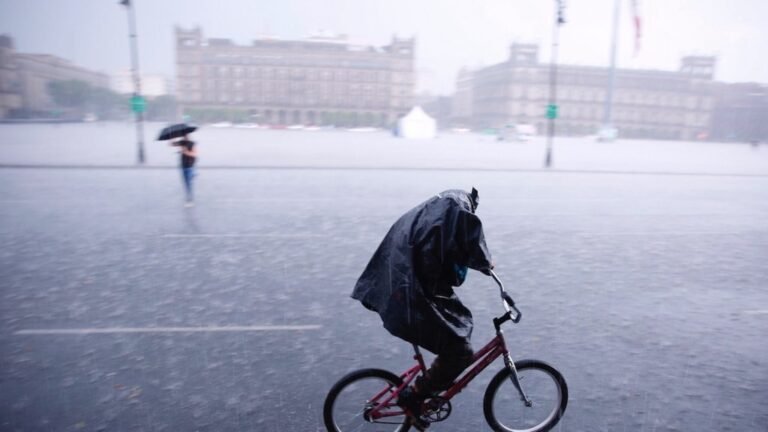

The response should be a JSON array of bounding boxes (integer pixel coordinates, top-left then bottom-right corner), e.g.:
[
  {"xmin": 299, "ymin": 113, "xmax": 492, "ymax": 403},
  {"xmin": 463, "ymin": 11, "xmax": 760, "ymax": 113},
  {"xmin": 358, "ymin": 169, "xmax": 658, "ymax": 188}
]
[{"xmin": 157, "ymin": 123, "xmax": 197, "ymax": 141}]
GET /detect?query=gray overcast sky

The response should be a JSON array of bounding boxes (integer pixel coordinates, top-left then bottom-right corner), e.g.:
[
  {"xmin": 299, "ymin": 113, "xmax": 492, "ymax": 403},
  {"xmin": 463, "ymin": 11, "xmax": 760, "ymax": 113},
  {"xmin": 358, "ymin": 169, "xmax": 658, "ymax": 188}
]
[{"xmin": 1, "ymin": 0, "xmax": 766, "ymax": 94}]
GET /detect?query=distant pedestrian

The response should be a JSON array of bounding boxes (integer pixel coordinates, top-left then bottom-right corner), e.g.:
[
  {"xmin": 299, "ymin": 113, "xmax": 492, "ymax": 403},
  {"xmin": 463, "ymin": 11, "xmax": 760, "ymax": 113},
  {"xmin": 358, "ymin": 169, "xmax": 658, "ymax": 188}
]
[{"xmin": 172, "ymin": 134, "xmax": 197, "ymax": 206}]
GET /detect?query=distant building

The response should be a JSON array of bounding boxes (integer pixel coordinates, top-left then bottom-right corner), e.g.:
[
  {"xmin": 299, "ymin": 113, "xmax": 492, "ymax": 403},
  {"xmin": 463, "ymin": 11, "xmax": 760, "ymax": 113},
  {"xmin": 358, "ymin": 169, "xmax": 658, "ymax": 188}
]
[
  {"xmin": 710, "ymin": 82, "xmax": 768, "ymax": 142},
  {"xmin": 0, "ymin": 35, "xmax": 22, "ymax": 117},
  {"xmin": 456, "ymin": 43, "xmax": 716, "ymax": 140},
  {"xmin": 451, "ymin": 68, "xmax": 474, "ymax": 128},
  {"xmin": 175, "ymin": 27, "xmax": 415, "ymax": 126},
  {"xmin": 111, "ymin": 70, "xmax": 170, "ymax": 97},
  {"xmin": 14, "ymin": 54, "xmax": 109, "ymax": 115},
  {"xmin": 0, "ymin": 36, "xmax": 110, "ymax": 118},
  {"xmin": 416, "ymin": 92, "xmax": 452, "ymax": 129}
]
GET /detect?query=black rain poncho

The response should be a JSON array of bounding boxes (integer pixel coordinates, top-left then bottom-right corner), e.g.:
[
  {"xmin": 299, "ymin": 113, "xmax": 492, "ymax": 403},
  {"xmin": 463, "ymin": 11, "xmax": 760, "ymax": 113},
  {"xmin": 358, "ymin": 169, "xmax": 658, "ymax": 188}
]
[{"xmin": 351, "ymin": 189, "xmax": 493, "ymax": 355}]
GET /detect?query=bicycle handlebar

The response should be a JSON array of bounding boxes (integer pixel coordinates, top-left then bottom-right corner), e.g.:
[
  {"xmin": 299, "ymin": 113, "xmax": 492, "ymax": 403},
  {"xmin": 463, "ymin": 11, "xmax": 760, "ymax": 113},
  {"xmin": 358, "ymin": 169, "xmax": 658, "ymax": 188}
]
[{"xmin": 489, "ymin": 269, "xmax": 522, "ymax": 323}]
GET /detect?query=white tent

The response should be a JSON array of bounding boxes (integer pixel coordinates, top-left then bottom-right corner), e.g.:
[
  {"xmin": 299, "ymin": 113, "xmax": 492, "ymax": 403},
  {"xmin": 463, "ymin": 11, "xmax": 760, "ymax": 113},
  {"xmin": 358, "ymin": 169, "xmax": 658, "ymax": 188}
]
[{"xmin": 396, "ymin": 106, "xmax": 437, "ymax": 139}]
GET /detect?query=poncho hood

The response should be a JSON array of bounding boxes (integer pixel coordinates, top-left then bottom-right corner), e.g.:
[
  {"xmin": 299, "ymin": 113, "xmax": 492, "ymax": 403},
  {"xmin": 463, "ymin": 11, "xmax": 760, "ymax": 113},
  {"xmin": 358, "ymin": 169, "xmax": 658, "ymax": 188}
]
[{"xmin": 351, "ymin": 189, "xmax": 493, "ymax": 354}]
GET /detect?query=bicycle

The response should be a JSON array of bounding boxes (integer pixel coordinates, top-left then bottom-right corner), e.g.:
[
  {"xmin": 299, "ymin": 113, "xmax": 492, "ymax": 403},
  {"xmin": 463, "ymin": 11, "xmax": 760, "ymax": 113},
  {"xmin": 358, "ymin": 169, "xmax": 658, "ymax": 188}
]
[{"xmin": 323, "ymin": 271, "xmax": 568, "ymax": 432}]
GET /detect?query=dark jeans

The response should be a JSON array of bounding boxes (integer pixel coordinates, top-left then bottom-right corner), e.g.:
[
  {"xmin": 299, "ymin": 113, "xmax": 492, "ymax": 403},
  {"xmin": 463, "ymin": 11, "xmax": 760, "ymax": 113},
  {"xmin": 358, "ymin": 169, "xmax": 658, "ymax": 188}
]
[
  {"xmin": 415, "ymin": 341, "xmax": 474, "ymax": 395},
  {"xmin": 181, "ymin": 167, "xmax": 195, "ymax": 201}
]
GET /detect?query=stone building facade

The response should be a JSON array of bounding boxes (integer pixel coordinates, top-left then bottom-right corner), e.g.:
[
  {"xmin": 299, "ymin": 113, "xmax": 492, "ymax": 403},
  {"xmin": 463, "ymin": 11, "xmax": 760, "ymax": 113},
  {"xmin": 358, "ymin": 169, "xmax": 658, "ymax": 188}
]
[
  {"xmin": 456, "ymin": 44, "xmax": 716, "ymax": 140},
  {"xmin": 0, "ymin": 35, "xmax": 21, "ymax": 118},
  {"xmin": 710, "ymin": 82, "xmax": 768, "ymax": 142},
  {"xmin": 175, "ymin": 27, "xmax": 415, "ymax": 126},
  {"xmin": 14, "ymin": 53, "xmax": 110, "ymax": 115},
  {"xmin": 450, "ymin": 68, "xmax": 473, "ymax": 128},
  {"xmin": 0, "ymin": 35, "xmax": 110, "ymax": 118}
]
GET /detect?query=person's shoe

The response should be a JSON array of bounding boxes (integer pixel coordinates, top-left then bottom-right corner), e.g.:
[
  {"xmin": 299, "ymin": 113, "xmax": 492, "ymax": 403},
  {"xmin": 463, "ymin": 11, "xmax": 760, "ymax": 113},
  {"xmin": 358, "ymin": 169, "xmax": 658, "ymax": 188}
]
[
  {"xmin": 397, "ymin": 387, "xmax": 420, "ymax": 415},
  {"xmin": 397, "ymin": 387, "xmax": 429, "ymax": 429}
]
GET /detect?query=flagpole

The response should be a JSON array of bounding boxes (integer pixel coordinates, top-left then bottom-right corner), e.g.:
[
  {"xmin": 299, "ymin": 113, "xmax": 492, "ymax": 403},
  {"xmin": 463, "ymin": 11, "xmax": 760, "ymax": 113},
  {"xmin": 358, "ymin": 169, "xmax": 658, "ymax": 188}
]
[
  {"xmin": 631, "ymin": 0, "xmax": 642, "ymax": 55},
  {"xmin": 600, "ymin": 0, "xmax": 621, "ymax": 141}
]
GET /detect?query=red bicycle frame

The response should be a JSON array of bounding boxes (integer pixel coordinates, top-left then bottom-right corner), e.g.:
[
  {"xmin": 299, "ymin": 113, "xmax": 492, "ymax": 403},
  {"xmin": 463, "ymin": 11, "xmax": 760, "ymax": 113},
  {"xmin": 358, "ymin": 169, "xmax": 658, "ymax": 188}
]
[
  {"xmin": 367, "ymin": 271, "xmax": 525, "ymax": 422},
  {"xmin": 367, "ymin": 332, "xmax": 512, "ymax": 421}
]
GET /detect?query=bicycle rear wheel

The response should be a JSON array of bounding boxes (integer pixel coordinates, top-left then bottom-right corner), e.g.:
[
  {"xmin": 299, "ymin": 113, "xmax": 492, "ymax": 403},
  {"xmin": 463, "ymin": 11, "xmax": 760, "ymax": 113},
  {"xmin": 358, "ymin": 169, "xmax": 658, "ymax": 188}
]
[
  {"xmin": 323, "ymin": 368, "xmax": 411, "ymax": 432},
  {"xmin": 483, "ymin": 359, "xmax": 568, "ymax": 432}
]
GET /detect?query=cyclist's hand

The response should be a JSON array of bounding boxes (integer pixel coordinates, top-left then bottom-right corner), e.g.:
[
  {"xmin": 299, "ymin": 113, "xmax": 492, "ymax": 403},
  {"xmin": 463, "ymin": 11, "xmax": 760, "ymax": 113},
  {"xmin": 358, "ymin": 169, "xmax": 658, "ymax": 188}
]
[{"xmin": 481, "ymin": 263, "xmax": 494, "ymax": 275}]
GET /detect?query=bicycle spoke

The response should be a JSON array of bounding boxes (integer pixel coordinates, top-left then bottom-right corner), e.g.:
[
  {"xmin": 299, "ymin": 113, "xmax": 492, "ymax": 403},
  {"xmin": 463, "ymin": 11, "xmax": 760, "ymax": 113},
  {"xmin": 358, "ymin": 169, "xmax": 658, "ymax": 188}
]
[
  {"xmin": 327, "ymin": 373, "xmax": 408, "ymax": 431},
  {"xmin": 488, "ymin": 365, "xmax": 564, "ymax": 432}
]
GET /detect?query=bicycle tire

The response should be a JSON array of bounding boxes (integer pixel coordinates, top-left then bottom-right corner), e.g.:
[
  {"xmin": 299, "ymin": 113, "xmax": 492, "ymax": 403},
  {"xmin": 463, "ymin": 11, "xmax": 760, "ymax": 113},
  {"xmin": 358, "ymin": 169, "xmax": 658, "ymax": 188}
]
[
  {"xmin": 323, "ymin": 368, "xmax": 412, "ymax": 432},
  {"xmin": 483, "ymin": 359, "xmax": 568, "ymax": 432}
]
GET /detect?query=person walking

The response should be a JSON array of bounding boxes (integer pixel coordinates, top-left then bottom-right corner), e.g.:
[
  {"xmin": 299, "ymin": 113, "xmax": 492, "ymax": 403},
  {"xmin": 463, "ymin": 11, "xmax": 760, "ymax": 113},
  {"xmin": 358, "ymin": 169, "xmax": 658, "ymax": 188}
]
[{"xmin": 173, "ymin": 134, "xmax": 197, "ymax": 206}]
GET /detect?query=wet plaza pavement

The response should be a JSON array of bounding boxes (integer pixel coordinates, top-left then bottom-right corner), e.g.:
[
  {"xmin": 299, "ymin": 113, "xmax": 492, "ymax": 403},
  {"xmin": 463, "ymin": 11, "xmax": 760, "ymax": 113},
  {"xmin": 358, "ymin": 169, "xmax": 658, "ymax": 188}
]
[{"xmin": 1, "ymin": 125, "xmax": 767, "ymax": 431}]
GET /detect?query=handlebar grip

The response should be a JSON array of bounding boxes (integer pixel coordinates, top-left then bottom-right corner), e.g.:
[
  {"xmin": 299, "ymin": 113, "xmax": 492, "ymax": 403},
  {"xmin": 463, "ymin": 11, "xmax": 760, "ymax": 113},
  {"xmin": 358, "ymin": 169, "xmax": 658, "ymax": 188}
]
[
  {"xmin": 501, "ymin": 292, "xmax": 515, "ymax": 308},
  {"xmin": 502, "ymin": 292, "xmax": 522, "ymax": 323},
  {"xmin": 490, "ymin": 270, "xmax": 522, "ymax": 323}
]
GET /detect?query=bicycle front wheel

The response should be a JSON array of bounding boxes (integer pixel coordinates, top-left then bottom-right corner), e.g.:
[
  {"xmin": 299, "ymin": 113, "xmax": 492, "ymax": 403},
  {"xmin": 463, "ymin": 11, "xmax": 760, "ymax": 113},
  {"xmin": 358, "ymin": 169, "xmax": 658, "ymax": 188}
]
[
  {"xmin": 483, "ymin": 359, "xmax": 568, "ymax": 432},
  {"xmin": 323, "ymin": 368, "xmax": 411, "ymax": 432}
]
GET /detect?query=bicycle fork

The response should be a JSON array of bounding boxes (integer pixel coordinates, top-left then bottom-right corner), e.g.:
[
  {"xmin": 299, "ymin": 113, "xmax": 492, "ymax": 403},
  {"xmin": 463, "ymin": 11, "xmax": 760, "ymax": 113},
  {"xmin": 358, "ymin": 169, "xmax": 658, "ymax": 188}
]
[{"xmin": 504, "ymin": 354, "xmax": 533, "ymax": 407}]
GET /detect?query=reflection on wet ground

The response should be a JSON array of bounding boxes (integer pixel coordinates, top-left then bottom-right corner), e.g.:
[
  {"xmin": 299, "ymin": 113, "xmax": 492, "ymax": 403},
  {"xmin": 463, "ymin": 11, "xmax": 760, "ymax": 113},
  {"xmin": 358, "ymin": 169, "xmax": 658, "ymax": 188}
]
[{"xmin": 1, "ymin": 125, "xmax": 767, "ymax": 431}]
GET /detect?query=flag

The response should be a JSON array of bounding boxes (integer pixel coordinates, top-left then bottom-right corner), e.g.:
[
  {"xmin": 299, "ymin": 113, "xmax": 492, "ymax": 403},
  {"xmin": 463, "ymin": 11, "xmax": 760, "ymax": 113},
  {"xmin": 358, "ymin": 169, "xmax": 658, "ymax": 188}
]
[{"xmin": 631, "ymin": 0, "xmax": 642, "ymax": 55}]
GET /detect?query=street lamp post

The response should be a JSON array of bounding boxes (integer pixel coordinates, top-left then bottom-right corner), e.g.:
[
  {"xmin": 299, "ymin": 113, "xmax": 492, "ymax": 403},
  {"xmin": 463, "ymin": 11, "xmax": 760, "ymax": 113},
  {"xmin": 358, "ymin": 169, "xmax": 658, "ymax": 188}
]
[
  {"xmin": 544, "ymin": 0, "xmax": 566, "ymax": 168},
  {"xmin": 120, "ymin": 0, "xmax": 145, "ymax": 164}
]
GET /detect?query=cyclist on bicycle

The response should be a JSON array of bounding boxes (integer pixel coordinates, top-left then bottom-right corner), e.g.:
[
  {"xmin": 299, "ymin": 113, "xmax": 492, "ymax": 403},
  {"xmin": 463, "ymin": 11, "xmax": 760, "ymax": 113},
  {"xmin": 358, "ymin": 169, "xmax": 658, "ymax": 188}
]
[{"xmin": 351, "ymin": 188, "xmax": 494, "ymax": 420}]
